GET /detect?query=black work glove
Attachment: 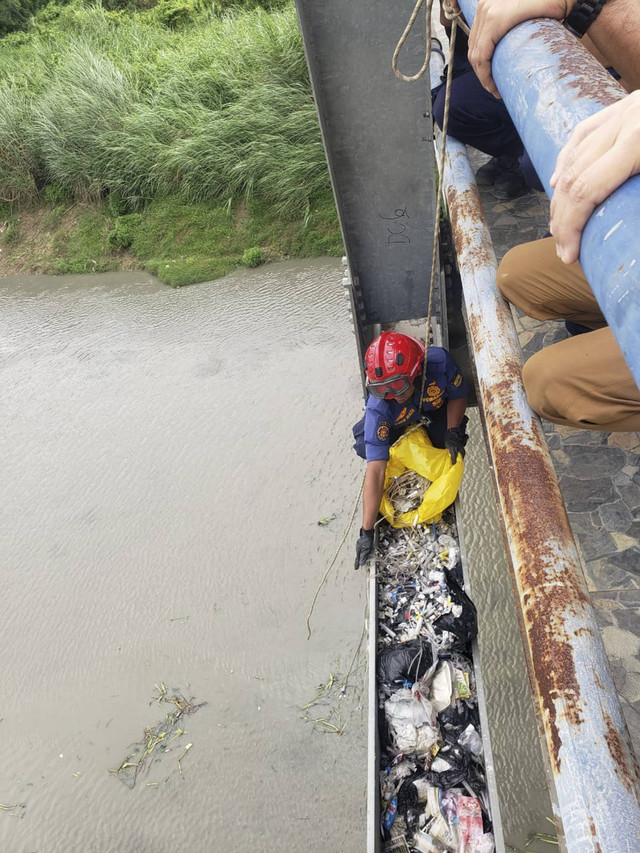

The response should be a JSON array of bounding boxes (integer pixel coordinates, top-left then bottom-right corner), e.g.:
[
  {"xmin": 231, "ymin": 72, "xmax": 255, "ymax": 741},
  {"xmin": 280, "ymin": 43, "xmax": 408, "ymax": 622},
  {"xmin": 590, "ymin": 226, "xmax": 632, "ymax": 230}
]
[
  {"xmin": 355, "ymin": 528, "xmax": 374, "ymax": 570},
  {"xmin": 444, "ymin": 417, "xmax": 469, "ymax": 465}
]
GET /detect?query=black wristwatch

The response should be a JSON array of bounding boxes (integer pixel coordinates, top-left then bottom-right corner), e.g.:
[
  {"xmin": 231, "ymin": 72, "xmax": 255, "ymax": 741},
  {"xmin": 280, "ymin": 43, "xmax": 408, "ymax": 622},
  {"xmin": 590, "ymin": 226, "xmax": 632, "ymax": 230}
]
[{"xmin": 563, "ymin": 0, "xmax": 607, "ymax": 38}]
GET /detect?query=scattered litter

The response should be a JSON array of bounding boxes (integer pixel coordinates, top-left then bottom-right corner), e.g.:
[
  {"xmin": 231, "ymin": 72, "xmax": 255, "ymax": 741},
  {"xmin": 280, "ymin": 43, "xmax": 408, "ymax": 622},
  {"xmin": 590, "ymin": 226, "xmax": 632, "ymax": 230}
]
[
  {"xmin": 108, "ymin": 685, "xmax": 206, "ymax": 789},
  {"xmin": 317, "ymin": 514, "xmax": 337, "ymax": 526},
  {"xmin": 376, "ymin": 511, "xmax": 494, "ymax": 853}
]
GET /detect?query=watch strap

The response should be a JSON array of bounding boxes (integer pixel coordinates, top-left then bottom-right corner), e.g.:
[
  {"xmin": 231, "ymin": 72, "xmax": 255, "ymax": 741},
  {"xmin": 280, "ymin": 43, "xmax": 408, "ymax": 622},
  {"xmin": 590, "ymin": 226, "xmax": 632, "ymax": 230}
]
[{"xmin": 563, "ymin": 0, "xmax": 607, "ymax": 38}]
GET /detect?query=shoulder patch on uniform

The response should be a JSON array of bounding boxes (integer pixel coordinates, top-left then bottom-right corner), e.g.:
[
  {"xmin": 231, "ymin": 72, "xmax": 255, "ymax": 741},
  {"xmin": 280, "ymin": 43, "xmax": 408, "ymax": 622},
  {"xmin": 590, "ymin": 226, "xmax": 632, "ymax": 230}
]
[
  {"xmin": 376, "ymin": 421, "xmax": 390, "ymax": 442},
  {"xmin": 426, "ymin": 381, "xmax": 442, "ymax": 398},
  {"xmin": 452, "ymin": 373, "xmax": 463, "ymax": 387}
]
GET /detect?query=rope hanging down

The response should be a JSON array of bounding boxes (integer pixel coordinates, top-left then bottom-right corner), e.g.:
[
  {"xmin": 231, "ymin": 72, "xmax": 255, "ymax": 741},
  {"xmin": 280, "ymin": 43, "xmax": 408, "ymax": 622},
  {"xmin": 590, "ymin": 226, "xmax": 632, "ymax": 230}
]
[
  {"xmin": 392, "ymin": 1, "xmax": 464, "ymax": 392},
  {"xmin": 306, "ymin": 5, "xmax": 466, "ymax": 641},
  {"xmin": 393, "ymin": 0, "xmax": 469, "ymax": 83}
]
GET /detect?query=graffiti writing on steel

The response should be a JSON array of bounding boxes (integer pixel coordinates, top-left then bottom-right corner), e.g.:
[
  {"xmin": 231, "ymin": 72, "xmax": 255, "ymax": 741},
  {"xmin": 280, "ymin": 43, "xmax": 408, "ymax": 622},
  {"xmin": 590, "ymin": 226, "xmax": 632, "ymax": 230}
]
[{"xmin": 379, "ymin": 206, "xmax": 412, "ymax": 246}]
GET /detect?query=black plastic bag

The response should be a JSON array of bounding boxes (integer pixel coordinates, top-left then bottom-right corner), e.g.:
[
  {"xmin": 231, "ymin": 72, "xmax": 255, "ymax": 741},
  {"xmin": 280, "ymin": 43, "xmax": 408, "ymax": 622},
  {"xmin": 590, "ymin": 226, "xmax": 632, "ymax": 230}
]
[
  {"xmin": 433, "ymin": 576, "xmax": 478, "ymax": 650},
  {"xmin": 396, "ymin": 776, "xmax": 420, "ymax": 814},
  {"xmin": 437, "ymin": 700, "xmax": 480, "ymax": 745},
  {"xmin": 425, "ymin": 744, "xmax": 484, "ymax": 789},
  {"xmin": 447, "ymin": 556, "xmax": 464, "ymax": 589},
  {"xmin": 378, "ymin": 639, "xmax": 434, "ymax": 688}
]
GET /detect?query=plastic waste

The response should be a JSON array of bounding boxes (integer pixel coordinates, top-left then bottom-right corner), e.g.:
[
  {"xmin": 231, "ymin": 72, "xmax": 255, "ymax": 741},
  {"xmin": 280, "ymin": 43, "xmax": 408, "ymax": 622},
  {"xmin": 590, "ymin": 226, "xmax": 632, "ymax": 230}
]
[
  {"xmin": 406, "ymin": 775, "xmax": 439, "ymax": 809},
  {"xmin": 385, "ymin": 688, "xmax": 439, "ymax": 756},
  {"xmin": 379, "ymin": 427, "xmax": 464, "ymax": 528},
  {"xmin": 470, "ymin": 833, "xmax": 495, "ymax": 853},
  {"xmin": 379, "ymin": 639, "xmax": 435, "ymax": 688},
  {"xmin": 439, "ymin": 789, "xmax": 459, "ymax": 825},
  {"xmin": 384, "ymin": 834, "xmax": 412, "ymax": 853},
  {"xmin": 380, "ymin": 755, "xmax": 416, "ymax": 801},
  {"xmin": 428, "ymin": 812, "xmax": 458, "ymax": 850},
  {"xmin": 425, "ymin": 744, "xmax": 484, "ymax": 789},
  {"xmin": 382, "ymin": 796, "xmax": 398, "ymax": 832},
  {"xmin": 412, "ymin": 829, "xmax": 448, "ymax": 853},
  {"xmin": 437, "ymin": 701, "xmax": 480, "ymax": 746},
  {"xmin": 429, "ymin": 662, "xmax": 454, "ymax": 713},
  {"xmin": 433, "ymin": 576, "xmax": 478, "ymax": 650},
  {"xmin": 434, "ymin": 535, "xmax": 460, "ymax": 570},
  {"xmin": 459, "ymin": 724, "xmax": 483, "ymax": 757},
  {"xmin": 375, "ymin": 515, "xmax": 494, "ymax": 853},
  {"xmin": 457, "ymin": 796, "xmax": 484, "ymax": 853}
]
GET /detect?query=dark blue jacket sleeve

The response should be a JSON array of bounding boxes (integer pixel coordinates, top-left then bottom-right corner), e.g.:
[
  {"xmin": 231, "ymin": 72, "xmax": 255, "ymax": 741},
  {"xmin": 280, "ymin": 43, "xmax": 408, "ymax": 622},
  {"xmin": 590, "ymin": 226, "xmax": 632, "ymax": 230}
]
[
  {"xmin": 442, "ymin": 350, "xmax": 469, "ymax": 400},
  {"xmin": 363, "ymin": 401, "xmax": 392, "ymax": 461}
]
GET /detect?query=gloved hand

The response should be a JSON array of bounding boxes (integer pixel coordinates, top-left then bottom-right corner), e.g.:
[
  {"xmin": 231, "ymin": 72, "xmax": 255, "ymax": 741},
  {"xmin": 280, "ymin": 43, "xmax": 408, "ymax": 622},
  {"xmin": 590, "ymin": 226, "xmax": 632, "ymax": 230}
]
[
  {"xmin": 444, "ymin": 418, "xmax": 469, "ymax": 465},
  {"xmin": 355, "ymin": 528, "xmax": 374, "ymax": 570}
]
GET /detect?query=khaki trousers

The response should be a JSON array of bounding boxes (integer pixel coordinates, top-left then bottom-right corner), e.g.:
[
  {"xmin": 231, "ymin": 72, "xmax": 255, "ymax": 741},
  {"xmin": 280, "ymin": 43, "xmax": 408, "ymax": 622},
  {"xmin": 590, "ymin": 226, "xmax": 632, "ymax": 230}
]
[{"xmin": 497, "ymin": 237, "xmax": 640, "ymax": 432}]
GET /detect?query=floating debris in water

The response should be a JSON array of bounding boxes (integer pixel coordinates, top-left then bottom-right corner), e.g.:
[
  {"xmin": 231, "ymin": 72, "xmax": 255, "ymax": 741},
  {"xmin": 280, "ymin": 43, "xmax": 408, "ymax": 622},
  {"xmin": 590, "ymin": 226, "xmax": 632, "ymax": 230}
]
[
  {"xmin": 109, "ymin": 684, "xmax": 206, "ymax": 789},
  {"xmin": 300, "ymin": 672, "xmax": 346, "ymax": 735},
  {"xmin": 300, "ymin": 668, "xmax": 365, "ymax": 736},
  {"xmin": 0, "ymin": 802, "xmax": 26, "ymax": 819}
]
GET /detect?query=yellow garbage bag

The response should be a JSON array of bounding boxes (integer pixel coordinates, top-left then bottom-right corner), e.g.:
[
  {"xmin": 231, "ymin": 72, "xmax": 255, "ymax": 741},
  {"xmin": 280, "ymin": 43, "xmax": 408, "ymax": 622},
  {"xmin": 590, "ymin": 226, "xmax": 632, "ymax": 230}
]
[{"xmin": 380, "ymin": 425, "xmax": 464, "ymax": 528}]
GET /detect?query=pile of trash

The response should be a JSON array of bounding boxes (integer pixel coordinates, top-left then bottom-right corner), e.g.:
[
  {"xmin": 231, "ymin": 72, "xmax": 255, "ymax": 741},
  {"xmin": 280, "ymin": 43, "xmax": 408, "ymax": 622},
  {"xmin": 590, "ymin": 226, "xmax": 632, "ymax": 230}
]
[
  {"xmin": 387, "ymin": 470, "xmax": 432, "ymax": 517},
  {"xmin": 376, "ymin": 510, "xmax": 494, "ymax": 853}
]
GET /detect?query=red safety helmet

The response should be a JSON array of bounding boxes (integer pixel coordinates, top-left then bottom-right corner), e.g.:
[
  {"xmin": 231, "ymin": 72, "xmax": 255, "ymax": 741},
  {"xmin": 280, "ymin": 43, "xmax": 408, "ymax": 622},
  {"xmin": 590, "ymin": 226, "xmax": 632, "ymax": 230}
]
[{"xmin": 365, "ymin": 332, "xmax": 425, "ymax": 399}]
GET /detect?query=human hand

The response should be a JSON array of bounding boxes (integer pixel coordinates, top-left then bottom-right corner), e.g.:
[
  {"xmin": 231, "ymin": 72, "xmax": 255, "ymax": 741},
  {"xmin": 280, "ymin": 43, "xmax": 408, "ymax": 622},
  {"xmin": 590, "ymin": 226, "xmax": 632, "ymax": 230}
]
[
  {"xmin": 468, "ymin": 0, "xmax": 569, "ymax": 98},
  {"xmin": 354, "ymin": 528, "xmax": 374, "ymax": 570},
  {"xmin": 444, "ymin": 423, "xmax": 468, "ymax": 465},
  {"xmin": 550, "ymin": 91, "xmax": 640, "ymax": 264}
]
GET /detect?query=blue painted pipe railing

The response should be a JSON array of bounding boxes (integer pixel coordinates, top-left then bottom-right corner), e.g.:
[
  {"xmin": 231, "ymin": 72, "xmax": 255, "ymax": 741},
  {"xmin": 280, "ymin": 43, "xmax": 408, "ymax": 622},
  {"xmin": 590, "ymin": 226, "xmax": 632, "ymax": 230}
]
[{"xmin": 457, "ymin": 0, "xmax": 640, "ymax": 389}]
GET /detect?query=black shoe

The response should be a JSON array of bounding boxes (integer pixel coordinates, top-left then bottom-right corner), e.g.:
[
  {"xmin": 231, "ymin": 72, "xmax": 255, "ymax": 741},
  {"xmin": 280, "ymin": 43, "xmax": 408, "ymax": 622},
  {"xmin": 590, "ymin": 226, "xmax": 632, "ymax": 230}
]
[
  {"xmin": 492, "ymin": 158, "xmax": 529, "ymax": 199},
  {"xmin": 475, "ymin": 156, "xmax": 502, "ymax": 187},
  {"xmin": 565, "ymin": 321, "xmax": 592, "ymax": 336}
]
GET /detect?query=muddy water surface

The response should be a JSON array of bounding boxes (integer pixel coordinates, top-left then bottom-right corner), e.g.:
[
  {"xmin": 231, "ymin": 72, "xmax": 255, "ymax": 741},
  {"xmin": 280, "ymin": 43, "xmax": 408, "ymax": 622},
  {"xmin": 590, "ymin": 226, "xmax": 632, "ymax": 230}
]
[
  {"xmin": 1, "ymin": 259, "xmax": 552, "ymax": 853},
  {"xmin": 1, "ymin": 260, "xmax": 367, "ymax": 853}
]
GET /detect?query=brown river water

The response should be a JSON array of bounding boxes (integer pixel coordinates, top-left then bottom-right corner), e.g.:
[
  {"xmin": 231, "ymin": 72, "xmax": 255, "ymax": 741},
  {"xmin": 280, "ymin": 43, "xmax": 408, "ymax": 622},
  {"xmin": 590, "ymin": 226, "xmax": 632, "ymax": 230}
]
[{"xmin": 0, "ymin": 259, "xmax": 551, "ymax": 852}]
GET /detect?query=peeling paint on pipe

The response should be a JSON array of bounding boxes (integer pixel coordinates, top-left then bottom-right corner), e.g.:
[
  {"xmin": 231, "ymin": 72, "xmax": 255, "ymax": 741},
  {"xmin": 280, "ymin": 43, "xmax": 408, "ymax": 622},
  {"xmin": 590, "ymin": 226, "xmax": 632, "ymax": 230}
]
[
  {"xmin": 441, "ymin": 136, "xmax": 640, "ymax": 852},
  {"xmin": 457, "ymin": 0, "xmax": 640, "ymax": 390}
]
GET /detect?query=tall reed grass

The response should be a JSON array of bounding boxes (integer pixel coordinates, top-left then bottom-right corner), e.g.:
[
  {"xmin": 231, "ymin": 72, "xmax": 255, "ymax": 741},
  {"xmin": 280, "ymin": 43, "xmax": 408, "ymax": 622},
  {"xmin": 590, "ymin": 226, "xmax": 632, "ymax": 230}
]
[{"xmin": 0, "ymin": 2, "xmax": 329, "ymax": 214}]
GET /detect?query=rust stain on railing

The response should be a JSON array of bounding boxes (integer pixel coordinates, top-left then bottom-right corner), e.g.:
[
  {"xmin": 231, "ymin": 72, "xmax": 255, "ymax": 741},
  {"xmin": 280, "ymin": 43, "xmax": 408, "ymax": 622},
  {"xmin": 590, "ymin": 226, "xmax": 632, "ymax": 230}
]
[{"xmin": 441, "ymin": 133, "xmax": 640, "ymax": 848}]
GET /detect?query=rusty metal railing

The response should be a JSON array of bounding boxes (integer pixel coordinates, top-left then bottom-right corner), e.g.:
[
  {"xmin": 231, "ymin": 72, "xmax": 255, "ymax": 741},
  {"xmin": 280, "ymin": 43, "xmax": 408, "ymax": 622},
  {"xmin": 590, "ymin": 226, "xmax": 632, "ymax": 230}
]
[
  {"xmin": 441, "ymin": 136, "xmax": 640, "ymax": 851},
  {"xmin": 456, "ymin": 0, "xmax": 640, "ymax": 411}
]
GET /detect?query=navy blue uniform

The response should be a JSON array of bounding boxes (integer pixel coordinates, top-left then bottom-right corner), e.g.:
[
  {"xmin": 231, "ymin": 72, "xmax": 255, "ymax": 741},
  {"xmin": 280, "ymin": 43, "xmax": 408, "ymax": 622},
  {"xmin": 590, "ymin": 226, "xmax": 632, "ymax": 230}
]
[
  {"xmin": 431, "ymin": 29, "xmax": 543, "ymax": 192},
  {"xmin": 353, "ymin": 347, "xmax": 469, "ymax": 461}
]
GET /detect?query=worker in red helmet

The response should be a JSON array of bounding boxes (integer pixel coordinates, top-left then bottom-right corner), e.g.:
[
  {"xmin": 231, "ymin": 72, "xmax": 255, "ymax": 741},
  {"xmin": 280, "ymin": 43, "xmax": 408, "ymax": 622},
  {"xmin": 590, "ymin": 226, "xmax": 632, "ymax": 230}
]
[{"xmin": 353, "ymin": 332, "xmax": 469, "ymax": 569}]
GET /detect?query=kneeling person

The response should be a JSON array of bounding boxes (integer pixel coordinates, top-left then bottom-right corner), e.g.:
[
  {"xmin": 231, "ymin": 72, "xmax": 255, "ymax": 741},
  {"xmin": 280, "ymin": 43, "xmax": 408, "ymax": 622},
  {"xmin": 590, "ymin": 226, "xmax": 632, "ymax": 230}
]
[{"xmin": 353, "ymin": 332, "xmax": 469, "ymax": 569}]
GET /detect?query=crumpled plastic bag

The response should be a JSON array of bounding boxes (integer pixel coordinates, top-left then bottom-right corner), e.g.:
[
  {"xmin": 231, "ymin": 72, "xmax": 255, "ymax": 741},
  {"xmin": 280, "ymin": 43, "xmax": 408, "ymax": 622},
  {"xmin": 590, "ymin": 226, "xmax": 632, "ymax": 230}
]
[
  {"xmin": 458, "ymin": 796, "xmax": 486, "ymax": 853},
  {"xmin": 469, "ymin": 833, "xmax": 495, "ymax": 853},
  {"xmin": 429, "ymin": 661, "xmax": 454, "ymax": 713},
  {"xmin": 437, "ymin": 700, "xmax": 480, "ymax": 746},
  {"xmin": 385, "ymin": 686, "xmax": 439, "ymax": 757},
  {"xmin": 424, "ymin": 744, "xmax": 484, "ymax": 789},
  {"xmin": 379, "ymin": 639, "xmax": 435, "ymax": 689},
  {"xmin": 380, "ymin": 426, "xmax": 464, "ymax": 528},
  {"xmin": 433, "ymin": 575, "xmax": 478, "ymax": 650},
  {"xmin": 459, "ymin": 723, "xmax": 483, "ymax": 756}
]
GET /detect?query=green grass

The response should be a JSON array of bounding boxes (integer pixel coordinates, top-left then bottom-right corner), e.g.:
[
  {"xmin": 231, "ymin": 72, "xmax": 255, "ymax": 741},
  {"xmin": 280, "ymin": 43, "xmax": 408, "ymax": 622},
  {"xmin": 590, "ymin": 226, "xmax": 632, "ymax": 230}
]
[
  {"xmin": 0, "ymin": 3, "xmax": 329, "ymax": 215},
  {"xmin": 0, "ymin": 189, "xmax": 343, "ymax": 285},
  {"xmin": 0, "ymin": 1, "xmax": 343, "ymax": 284}
]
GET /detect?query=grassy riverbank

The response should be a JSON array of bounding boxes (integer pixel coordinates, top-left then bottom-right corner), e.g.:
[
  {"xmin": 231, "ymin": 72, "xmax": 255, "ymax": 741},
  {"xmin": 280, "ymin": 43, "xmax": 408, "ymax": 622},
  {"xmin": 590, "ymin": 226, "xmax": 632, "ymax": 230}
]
[
  {"xmin": 0, "ymin": 0, "xmax": 343, "ymax": 284},
  {"xmin": 0, "ymin": 190, "xmax": 342, "ymax": 284}
]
